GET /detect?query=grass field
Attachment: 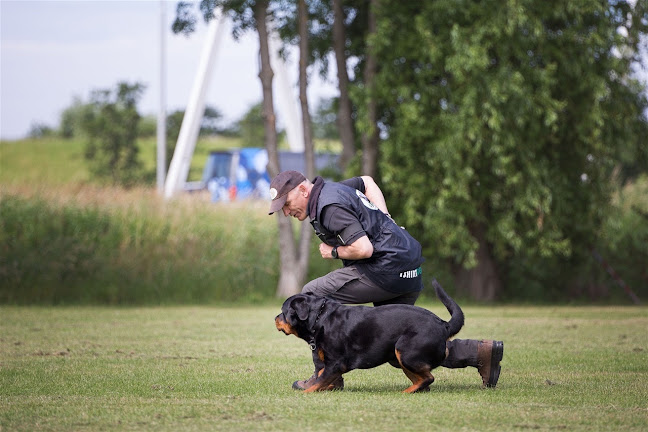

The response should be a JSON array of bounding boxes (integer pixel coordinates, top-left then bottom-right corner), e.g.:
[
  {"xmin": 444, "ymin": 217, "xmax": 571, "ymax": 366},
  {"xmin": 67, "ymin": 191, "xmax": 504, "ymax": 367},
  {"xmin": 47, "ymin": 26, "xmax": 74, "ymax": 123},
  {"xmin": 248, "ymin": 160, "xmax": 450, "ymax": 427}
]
[{"xmin": 1, "ymin": 304, "xmax": 647, "ymax": 431}]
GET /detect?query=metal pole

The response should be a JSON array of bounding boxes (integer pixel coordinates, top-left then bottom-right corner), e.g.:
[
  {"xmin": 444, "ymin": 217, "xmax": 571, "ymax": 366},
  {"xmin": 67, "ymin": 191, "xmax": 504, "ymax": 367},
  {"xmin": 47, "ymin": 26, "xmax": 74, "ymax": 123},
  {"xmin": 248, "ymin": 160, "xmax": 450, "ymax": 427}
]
[
  {"xmin": 156, "ymin": 0, "xmax": 167, "ymax": 194},
  {"xmin": 269, "ymin": 31, "xmax": 304, "ymax": 152},
  {"xmin": 164, "ymin": 13, "xmax": 224, "ymax": 199}
]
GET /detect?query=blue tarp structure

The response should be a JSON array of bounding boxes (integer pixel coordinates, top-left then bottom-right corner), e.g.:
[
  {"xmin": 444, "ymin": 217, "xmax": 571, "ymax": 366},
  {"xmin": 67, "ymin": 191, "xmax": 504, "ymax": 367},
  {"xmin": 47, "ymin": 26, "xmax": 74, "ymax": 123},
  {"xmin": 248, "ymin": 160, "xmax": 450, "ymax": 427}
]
[{"xmin": 203, "ymin": 148, "xmax": 338, "ymax": 203}]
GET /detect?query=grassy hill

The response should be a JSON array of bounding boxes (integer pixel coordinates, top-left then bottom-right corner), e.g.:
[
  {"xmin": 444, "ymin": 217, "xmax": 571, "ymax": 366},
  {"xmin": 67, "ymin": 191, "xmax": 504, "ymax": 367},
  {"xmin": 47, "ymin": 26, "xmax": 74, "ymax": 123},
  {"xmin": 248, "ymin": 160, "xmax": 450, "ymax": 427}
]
[
  {"xmin": 0, "ymin": 135, "xmax": 241, "ymax": 187},
  {"xmin": 0, "ymin": 137, "xmax": 90, "ymax": 185}
]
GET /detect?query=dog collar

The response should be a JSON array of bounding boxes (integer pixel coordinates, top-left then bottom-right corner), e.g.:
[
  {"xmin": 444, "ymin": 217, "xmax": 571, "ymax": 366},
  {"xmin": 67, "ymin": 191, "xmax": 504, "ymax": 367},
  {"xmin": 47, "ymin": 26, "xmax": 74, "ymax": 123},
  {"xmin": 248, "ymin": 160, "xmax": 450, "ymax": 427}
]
[{"xmin": 308, "ymin": 299, "xmax": 328, "ymax": 351}]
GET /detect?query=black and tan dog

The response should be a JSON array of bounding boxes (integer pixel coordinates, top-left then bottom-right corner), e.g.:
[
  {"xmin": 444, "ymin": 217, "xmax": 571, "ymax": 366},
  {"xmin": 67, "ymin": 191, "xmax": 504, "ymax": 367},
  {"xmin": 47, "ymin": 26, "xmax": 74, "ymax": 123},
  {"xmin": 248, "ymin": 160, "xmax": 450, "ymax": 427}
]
[{"xmin": 275, "ymin": 280, "xmax": 464, "ymax": 393}]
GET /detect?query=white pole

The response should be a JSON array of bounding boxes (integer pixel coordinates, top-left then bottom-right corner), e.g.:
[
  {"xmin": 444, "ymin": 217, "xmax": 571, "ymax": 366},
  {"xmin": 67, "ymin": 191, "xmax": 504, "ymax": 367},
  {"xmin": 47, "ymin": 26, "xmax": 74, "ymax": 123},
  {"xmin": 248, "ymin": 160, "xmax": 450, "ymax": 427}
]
[
  {"xmin": 269, "ymin": 32, "xmax": 304, "ymax": 152},
  {"xmin": 156, "ymin": 0, "xmax": 167, "ymax": 194},
  {"xmin": 164, "ymin": 14, "xmax": 225, "ymax": 199}
]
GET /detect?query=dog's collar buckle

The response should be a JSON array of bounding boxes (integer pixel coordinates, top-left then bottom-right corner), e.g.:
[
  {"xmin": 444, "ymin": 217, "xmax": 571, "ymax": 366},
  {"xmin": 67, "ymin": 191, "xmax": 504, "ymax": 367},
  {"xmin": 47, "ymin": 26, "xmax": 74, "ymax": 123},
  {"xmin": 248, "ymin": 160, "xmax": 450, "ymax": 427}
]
[{"xmin": 308, "ymin": 340, "xmax": 316, "ymax": 351}]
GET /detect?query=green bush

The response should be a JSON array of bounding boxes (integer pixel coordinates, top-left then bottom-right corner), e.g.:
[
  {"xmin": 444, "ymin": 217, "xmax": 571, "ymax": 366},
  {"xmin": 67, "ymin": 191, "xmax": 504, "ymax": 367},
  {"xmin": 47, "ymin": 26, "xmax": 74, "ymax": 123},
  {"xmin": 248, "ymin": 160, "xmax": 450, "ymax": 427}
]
[
  {"xmin": 595, "ymin": 176, "xmax": 648, "ymax": 300},
  {"xmin": 500, "ymin": 176, "xmax": 648, "ymax": 304}
]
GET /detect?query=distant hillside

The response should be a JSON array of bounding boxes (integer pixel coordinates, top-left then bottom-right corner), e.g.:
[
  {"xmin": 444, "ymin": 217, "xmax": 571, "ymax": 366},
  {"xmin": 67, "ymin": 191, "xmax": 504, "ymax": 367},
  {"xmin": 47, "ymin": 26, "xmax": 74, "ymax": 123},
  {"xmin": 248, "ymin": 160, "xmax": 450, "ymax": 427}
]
[{"xmin": 0, "ymin": 136, "xmax": 242, "ymax": 187}]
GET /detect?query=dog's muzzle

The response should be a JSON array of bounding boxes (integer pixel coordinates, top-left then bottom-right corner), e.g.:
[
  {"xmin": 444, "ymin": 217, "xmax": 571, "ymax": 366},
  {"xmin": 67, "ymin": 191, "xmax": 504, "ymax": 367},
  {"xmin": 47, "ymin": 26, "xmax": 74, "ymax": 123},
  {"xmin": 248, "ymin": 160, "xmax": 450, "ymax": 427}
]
[{"xmin": 275, "ymin": 314, "xmax": 292, "ymax": 335}]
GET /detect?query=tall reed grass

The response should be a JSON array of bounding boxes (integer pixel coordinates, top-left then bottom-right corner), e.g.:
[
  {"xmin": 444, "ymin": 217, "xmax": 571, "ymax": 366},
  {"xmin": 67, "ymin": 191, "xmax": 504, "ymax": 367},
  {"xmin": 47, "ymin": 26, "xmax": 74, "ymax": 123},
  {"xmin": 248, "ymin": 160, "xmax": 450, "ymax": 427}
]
[{"xmin": 0, "ymin": 183, "xmax": 337, "ymax": 304}]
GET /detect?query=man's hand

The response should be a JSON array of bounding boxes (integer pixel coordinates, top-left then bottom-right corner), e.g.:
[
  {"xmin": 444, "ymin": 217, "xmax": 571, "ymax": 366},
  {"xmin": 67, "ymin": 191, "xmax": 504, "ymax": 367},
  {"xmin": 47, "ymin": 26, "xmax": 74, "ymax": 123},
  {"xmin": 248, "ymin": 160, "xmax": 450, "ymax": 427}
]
[{"xmin": 319, "ymin": 243, "xmax": 336, "ymax": 259}]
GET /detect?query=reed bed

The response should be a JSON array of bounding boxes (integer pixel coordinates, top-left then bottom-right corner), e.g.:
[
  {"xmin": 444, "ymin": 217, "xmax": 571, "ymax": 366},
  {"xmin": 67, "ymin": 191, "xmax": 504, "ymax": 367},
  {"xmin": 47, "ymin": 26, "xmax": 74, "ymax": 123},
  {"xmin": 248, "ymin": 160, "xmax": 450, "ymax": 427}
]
[{"xmin": 0, "ymin": 182, "xmax": 294, "ymax": 304}]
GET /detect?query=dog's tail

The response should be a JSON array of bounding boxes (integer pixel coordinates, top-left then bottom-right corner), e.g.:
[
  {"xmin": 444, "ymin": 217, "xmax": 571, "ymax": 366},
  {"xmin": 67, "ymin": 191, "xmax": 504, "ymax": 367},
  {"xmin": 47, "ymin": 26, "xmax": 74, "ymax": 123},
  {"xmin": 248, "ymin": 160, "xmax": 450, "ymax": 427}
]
[{"xmin": 432, "ymin": 279, "xmax": 464, "ymax": 338}]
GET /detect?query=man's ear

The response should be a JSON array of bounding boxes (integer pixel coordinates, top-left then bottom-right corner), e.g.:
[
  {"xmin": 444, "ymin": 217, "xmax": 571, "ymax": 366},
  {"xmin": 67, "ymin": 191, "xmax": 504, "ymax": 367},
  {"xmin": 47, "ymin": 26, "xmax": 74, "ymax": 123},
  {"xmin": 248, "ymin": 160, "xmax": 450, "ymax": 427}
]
[{"xmin": 299, "ymin": 184, "xmax": 309, "ymax": 198}]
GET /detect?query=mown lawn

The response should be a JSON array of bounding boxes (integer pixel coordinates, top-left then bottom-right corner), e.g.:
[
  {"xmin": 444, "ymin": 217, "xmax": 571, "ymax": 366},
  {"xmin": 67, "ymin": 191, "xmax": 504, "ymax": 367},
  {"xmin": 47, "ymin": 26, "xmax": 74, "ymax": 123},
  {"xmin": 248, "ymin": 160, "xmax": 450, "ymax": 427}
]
[{"xmin": 1, "ymin": 304, "xmax": 646, "ymax": 431}]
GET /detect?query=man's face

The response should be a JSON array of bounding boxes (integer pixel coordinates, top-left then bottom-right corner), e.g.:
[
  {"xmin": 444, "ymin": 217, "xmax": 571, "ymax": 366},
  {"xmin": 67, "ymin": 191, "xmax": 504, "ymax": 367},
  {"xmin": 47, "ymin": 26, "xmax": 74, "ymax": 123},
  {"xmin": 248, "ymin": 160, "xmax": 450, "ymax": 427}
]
[{"xmin": 282, "ymin": 186, "xmax": 308, "ymax": 221}]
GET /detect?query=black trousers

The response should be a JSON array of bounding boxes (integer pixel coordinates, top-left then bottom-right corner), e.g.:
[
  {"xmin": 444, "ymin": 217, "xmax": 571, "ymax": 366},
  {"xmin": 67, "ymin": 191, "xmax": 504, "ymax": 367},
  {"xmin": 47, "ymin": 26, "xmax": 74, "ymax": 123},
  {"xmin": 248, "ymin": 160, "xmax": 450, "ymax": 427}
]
[{"xmin": 301, "ymin": 266, "xmax": 421, "ymax": 306}]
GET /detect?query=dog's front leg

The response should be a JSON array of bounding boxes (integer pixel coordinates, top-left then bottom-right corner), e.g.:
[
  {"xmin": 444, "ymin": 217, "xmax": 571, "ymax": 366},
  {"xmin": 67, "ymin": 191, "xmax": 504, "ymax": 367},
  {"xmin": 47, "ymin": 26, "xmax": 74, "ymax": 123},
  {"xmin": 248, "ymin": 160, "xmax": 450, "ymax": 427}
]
[
  {"xmin": 303, "ymin": 366, "xmax": 344, "ymax": 393},
  {"xmin": 310, "ymin": 348, "xmax": 325, "ymax": 375}
]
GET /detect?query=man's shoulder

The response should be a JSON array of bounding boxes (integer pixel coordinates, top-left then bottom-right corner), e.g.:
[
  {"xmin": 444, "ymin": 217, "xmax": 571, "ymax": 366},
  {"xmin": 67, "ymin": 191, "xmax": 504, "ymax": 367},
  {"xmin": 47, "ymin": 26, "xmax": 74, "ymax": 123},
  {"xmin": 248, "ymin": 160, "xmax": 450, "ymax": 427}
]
[
  {"xmin": 320, "ymin": 181, "xmax": 357, "ymax": 203},
  {"xmin": 338, "ymin": 177, "xmax": 365, "ymax": 192}
]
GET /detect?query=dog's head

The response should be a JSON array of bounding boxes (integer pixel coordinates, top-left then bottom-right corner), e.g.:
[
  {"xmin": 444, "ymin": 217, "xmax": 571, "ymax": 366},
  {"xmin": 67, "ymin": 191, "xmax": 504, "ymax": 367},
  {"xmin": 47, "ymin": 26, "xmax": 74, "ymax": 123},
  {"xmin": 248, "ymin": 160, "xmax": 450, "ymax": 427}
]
[{"xmin": 275, "ymin": 293, "xmax": 328, "ymax": 340}]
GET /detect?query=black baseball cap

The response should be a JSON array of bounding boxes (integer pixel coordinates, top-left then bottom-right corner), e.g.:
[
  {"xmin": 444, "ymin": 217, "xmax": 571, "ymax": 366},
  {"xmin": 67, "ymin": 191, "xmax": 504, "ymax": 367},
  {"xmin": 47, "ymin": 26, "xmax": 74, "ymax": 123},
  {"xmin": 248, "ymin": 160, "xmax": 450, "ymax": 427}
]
[{"xmin": 268, "ymin": 171, "xmax": 307, "ymax": 215}]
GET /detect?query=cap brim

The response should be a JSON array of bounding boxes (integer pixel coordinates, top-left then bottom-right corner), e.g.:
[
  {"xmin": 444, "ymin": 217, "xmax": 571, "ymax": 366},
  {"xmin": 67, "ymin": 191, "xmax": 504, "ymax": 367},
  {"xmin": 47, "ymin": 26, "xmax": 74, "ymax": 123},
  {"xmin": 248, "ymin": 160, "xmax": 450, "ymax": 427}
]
[{"xmin": 268, "ymin": 195, "xmax": 288, "ymax": 215}]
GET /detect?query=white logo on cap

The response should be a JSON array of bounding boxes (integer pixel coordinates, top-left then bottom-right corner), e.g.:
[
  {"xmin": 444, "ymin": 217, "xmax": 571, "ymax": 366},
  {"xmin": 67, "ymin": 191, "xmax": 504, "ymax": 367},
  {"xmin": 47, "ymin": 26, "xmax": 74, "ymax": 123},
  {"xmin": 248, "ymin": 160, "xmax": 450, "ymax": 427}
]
[{"xmin": 270, "ymin": 188, "xmax": 278, "ymax": 200}]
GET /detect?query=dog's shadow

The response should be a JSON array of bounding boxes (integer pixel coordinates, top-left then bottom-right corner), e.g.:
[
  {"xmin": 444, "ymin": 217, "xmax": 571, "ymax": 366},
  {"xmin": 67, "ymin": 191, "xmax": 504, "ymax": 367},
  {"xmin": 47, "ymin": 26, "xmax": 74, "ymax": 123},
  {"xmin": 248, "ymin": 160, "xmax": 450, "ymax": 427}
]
[{"xmin": 342, "ymin": 382, "xmax": 477, "ymax": 394}]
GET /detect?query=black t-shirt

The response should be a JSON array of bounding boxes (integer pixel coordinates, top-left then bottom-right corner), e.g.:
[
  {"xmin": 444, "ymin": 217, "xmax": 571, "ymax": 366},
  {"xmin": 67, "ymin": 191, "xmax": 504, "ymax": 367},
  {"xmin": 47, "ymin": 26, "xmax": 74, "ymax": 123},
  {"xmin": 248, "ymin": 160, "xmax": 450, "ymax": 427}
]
[{"xmin": 319, "ymin": 177, "xmax": 367, "ymax": 246}]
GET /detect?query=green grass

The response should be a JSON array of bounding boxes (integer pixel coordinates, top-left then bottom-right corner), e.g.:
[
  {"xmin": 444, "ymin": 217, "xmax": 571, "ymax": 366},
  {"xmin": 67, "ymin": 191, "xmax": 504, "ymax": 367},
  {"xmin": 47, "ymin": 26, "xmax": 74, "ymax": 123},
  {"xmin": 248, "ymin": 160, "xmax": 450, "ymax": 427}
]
[
  {"xmin": 0, "ymin": 135, "xmax": 240, "ymax": 187},
  {"xmin": 0, "ymin": 137, "xmax": 90, "ymax": 185},
  {"xmin": 1, "ymin": 305, "xmax": 647, "ymax": 431}
]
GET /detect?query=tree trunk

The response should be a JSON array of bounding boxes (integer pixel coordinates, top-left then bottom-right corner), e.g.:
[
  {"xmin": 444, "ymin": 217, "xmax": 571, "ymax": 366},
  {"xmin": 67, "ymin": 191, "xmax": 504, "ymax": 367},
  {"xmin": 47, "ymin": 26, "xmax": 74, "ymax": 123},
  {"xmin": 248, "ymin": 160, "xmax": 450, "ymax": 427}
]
[
  {"xmin": 296, "ymin": 0, "xmax": 314, "ymax": 287},
  {"xmin": 255, "ymin": 0, "xmax": 277, "ymax": 178},
  {"xmin": 361, "ymin": 0, "xmax": 379, "ymax": 177},
  {"xmin": 332, "ymin": 0, "xmax": 355, "ymax": 171},
  {"xmin": 298, "ymin": 0, "xmax": 315, "ymax": 180},
  {"xmin": 255, "ymin": 0, "xmax": 302, "ymax": 297},
  {"xmin": 453, "ymin": 224, "xmax": 501, "ymax": 302}
]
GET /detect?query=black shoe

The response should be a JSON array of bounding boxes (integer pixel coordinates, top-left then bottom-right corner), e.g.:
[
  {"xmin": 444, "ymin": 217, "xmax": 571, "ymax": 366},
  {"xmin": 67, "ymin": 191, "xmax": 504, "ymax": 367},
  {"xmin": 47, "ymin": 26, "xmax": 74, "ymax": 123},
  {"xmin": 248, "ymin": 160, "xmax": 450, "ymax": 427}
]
[{"xmin": 477, "ymin": 340, "xmax": 503, "ymax": 388}]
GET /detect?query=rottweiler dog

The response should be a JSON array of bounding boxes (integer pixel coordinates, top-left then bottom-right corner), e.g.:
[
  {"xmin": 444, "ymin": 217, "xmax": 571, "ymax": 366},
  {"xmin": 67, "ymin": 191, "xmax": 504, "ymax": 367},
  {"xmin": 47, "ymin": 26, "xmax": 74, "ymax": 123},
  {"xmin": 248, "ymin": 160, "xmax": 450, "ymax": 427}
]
[{"xmin": 275, "ymin": 279, "xmax": 464, "ymax": 393}]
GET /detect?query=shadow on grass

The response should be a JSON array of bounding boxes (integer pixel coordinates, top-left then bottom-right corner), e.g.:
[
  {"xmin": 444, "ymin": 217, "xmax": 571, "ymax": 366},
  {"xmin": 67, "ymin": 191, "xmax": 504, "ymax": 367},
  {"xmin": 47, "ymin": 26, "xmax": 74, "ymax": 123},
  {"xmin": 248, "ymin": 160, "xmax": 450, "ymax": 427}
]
[{"xmin": 337, "ymin": 382, "xmax": 479, "ymax": 394}]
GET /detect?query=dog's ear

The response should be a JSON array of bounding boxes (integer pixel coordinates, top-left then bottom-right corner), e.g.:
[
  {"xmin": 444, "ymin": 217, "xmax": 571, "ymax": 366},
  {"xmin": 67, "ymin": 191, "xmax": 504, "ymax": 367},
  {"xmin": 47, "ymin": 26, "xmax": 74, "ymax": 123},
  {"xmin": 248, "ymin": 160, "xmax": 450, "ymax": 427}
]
[{"xmin": 291, "ymin": 296, "xmax": 311, "ymax": 321}]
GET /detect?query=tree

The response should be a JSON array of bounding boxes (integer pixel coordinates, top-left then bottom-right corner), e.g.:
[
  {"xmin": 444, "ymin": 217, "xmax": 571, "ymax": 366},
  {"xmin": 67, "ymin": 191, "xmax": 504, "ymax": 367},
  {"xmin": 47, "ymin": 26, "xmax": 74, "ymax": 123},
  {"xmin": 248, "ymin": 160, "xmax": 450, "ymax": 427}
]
[
  {"xmin": 291, "ymin": 0, "xmax": 318, "ymax": 294},
  {"xmin": 332, "ymin": 0, "xmax": 356, "ymax": 170},
  {"xmin": 236, "ymin": 102, "xmax": 265, "ymax": 147},
  {"xmin": 59, "ymin": 96, "xmax": 93, "ymax": 139},
  {"xmin": 298, "ymin": 0, "xmax": 316, "ymax": 178},
  {"xmin": 271, "ymin": 0, "xmax": 378, "ymax": 175},
  {"xmin": 27, "ymin": 122, "xmax": 55, "ymax": 139},
  {"xmin": 359, "ymin": 0, "xmax": 379, "ymax": 177},
  {"xmin": 200, "ymin": 105, "xmax": 224, "ymax": 135},
  {"xmin": 373, "ymin": 0, "xmax": 648, "ymax": 300},
  {"xmin": 254, "ymin": 0, "xmax": 312, "ymax": 297},
  {"xmin": 81, "ymin": 81, "xmax": 146, "ymax": 186},
  {"xmin": 173, "ymin": 0, "xmax": 314, "ymax": 297}
]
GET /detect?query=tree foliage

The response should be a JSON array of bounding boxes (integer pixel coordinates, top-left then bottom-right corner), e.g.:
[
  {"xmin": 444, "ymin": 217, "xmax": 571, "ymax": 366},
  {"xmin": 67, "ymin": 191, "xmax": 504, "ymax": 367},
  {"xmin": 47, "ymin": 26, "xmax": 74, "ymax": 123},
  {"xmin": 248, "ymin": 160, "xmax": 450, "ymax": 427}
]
[
  {"xmin": 313, "ymin": 97, "xmax": 340, "ymax": 140},
  {"xmin": 60, "ymin": 97, "xmax": 93, "ymax": 139},
  {"xmin": 373, "ymin": 0, "xmax": 648, "ymax": 299},
  {"xmin": 81, "ymin": 82, "xmax": 146, "ymax": 186},
  {"xmin": 236, "ymin": 102, "xmax": 266, "ymax": 147}
]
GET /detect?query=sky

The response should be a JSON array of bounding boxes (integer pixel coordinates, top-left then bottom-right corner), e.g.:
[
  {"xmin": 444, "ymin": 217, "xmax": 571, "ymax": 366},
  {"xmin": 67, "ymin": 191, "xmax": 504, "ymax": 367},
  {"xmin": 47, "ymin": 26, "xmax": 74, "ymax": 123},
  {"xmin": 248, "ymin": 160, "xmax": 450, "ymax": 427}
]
[{"xmin": 0, "ymin": 0, "xmax": 338, "ymax": 140}]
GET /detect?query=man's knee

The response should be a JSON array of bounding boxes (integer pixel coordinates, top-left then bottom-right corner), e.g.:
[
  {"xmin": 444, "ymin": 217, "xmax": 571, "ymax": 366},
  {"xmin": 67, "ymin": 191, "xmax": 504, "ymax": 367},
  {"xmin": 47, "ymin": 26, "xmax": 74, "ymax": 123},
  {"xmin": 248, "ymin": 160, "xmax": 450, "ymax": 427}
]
[{"xmin": 301, "ymin": 279, "xmax": 322, "ymax": 296}]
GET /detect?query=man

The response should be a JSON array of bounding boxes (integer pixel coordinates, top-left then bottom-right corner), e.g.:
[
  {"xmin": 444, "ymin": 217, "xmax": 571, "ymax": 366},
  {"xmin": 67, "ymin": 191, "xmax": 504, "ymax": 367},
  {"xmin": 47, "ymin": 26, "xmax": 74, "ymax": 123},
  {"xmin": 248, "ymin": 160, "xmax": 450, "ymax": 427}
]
[{"xmin": 268, "ymin": 170, "xmax": 503, "ymax": 390}]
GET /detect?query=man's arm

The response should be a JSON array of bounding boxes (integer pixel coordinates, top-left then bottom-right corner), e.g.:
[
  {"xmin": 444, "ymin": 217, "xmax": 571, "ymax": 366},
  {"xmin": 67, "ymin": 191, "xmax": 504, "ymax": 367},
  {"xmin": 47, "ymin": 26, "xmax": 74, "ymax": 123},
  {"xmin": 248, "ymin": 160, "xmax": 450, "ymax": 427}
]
[
  {"xmin": 319, "ymin": 235, "xmax": 373, "ymax": 260},
  {"xmin": 361, "ymin": 175, "xmax": 391, "ymax": 216}
]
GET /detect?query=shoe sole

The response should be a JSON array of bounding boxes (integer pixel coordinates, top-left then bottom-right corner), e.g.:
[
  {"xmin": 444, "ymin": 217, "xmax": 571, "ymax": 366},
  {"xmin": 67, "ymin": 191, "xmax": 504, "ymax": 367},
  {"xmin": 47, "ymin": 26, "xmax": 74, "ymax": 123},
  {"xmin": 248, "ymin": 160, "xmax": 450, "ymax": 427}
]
[{"xmin": 486, "ymin": 341, "xmax": 504, "ymax": 388}]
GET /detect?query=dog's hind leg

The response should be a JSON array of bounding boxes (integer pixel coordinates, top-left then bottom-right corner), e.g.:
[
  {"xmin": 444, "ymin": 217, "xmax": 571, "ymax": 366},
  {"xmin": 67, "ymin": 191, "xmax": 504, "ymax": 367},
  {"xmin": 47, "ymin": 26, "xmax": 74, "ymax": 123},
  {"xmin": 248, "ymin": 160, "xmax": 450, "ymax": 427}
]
[{"xmin": 395, "ymin": 349, "xmax": 434, "ymax": 393}]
